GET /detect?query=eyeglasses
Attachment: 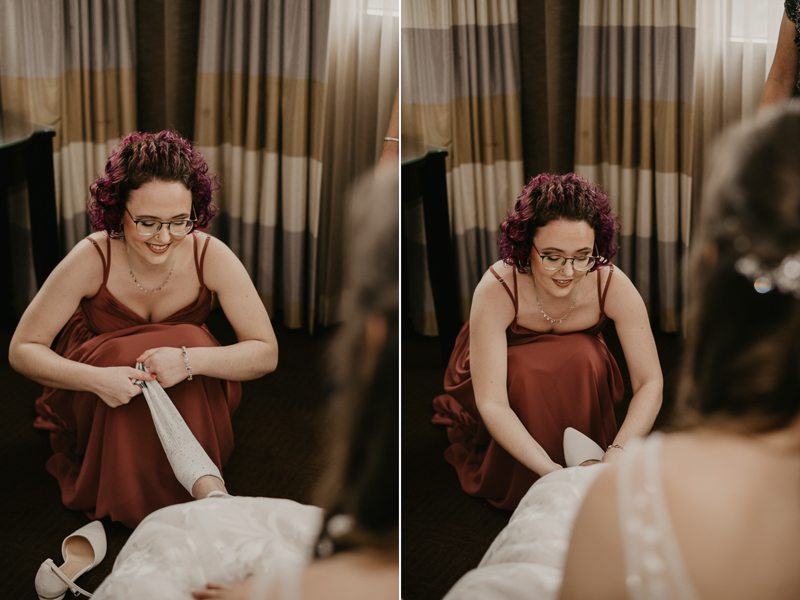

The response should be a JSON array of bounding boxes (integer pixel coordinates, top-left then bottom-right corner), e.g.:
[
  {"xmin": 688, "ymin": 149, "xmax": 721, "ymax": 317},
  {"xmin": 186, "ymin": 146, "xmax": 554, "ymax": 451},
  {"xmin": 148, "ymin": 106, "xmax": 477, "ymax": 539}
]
[
  {"xmin": 532, "ymin": 243, "xmax": 599, "ymax": 272},
  {"xmin": 125, "ymin": 207, "xmax": 197, "ymax": 237}
]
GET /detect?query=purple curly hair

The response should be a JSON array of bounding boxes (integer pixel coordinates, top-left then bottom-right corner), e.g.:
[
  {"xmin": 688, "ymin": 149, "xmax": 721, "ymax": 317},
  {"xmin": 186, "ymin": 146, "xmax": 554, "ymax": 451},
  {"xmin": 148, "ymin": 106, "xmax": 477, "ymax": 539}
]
[
  {"xmin": 498, "ymin": 173, "xmax": 619, "ymax": 273},
  {"xmin": 88, "ymin": 131, "xmax": 219, "ymax": 238}
]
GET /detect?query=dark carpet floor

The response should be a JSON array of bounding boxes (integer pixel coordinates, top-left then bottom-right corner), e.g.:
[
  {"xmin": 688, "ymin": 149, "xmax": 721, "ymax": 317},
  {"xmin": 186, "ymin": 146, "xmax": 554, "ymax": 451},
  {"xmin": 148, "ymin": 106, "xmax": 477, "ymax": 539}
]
[
  {"xmin": 1, "ymin": 311, "xmax": 337, "ymax": 599},
  {"xmin": 401, "ymin": 321, "xmax": 684, "ymax": 600}
]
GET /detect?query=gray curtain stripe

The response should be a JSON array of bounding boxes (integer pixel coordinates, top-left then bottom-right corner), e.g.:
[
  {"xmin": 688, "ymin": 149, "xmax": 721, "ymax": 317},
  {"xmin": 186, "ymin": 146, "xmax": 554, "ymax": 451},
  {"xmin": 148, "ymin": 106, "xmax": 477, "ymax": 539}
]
[
  {"xmin": 196, "ymin": 0, "xmax": 329, "ymax": 82},
  {"xmin": 453, "ymin": 227, "xmax": 501, "ymax": 310},
  {"xmin": 656, "ymin": 238, "xmax": 680, "ymax": 310},
  {"xmin": 282, "ymin": 229, "xmax": 311, "ymax": 305},
  {"xmin": 404, "ymin": 236, "xmax": 438, "ymax": 334},
  {"xmin": 401, "ymin": 22, "xmax": 520, "ymax": 105},
  {"xmin": 0, "ymin": 0, "xmax": 135, "ymax": 77},
  {"xmin": 618, "ymin": 234, "xmax": 682, "ymax": 315},
  {"xmin": 224, "ymin": 220, "xmax": 312, "ymax": 309},
  {"xmin": 577, "ymin": 25, "xmax": 695, "ymax": 103}
]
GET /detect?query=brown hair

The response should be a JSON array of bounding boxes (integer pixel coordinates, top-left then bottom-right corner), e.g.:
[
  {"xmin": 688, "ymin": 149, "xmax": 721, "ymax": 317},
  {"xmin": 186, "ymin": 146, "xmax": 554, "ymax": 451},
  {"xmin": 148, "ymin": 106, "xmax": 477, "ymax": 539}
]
[{"xmin": 677, "ymin": 106, "xmax": 800, "ymax": 431}]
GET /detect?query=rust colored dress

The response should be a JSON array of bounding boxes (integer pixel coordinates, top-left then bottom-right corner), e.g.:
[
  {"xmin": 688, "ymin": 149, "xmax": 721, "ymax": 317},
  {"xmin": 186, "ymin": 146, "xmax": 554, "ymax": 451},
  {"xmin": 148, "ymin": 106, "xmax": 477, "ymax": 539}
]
[
  {"xmin": 432, "ymin": 265, "xmax": 622, "ymax": 510},
  {"xmin": 33, "ymin": 233, "xmax": 241, "ymax": 528}
]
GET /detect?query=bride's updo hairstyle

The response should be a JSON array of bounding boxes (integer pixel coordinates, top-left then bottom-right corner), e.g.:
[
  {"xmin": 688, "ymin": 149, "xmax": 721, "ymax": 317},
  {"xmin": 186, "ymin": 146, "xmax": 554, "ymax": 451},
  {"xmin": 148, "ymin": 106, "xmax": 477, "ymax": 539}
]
[
  {"xmin": 678, "ymin": 106, "xmax": 800, "ymax": 431},
  {"xmin": 313, "ymin": 171, "xmax": 398, "ymax": 558},
  {"xmin": 498, "ymin": 173, "xmax": 619, "ymax": 273}
]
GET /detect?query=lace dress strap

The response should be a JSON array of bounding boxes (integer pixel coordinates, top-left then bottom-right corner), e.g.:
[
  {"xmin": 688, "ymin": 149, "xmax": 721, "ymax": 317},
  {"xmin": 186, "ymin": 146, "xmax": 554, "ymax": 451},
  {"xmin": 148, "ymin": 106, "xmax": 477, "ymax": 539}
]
[
  {"xmin": 617, "ymin": 433, "xmax": 701, "ymax": 600},
  {"xmin": 193, "ymin": 233, "xmax": 211, "ymax": 287},
  {"xmin": 85, "ymin": 235, "xmax": 111, "ymax": 285},
  {"xmin": 488, "ymin": 266, "xmax": 519, "ymax": 315}
]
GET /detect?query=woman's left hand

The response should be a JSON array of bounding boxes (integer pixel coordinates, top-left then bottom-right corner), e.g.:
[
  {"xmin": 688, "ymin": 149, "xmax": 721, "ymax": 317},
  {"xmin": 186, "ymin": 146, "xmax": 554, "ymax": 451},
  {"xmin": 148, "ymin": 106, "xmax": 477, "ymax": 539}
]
[
  {"xmin": 136, "ymin": 347, "xmax": 191, "ymax": 389},
  {"xmin": 191, "ymin": 578, "xmax": 253, "ymax": 600}
]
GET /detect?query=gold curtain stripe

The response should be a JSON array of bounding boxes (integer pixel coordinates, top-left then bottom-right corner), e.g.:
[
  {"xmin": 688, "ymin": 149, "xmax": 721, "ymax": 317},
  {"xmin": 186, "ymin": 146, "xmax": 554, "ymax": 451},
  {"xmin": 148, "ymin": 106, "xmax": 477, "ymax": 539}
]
[
  {"xmin": 452, "ymin": 94, "xmax": 523, "ymax": 167},
  {"xmin": 195, "ymin": 72, "xmax": 327, "ymax": 160},
  {"xmin": 400, "ymin": 101, "xmax": 451, "ymax": 148},
  {"xmin": 402, "ymin": 94, "xmax": 523, "ymax": 169},
  {"xmin": 575, "ymin": 96, "xmax": 694, "ymax": 176},
  {"xmin": 0, "ymin": 69, "xmax": 135, "ymax": 150}
]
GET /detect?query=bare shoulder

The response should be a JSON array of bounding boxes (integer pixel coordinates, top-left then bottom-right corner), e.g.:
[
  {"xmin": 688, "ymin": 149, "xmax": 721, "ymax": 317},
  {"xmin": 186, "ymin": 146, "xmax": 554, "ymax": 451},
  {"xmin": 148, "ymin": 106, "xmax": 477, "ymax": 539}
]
[
  {"xmin": 600, "ymin": 264, "xmax": 646, "ymax": 321},
  {"xmin": 48, "ymin": 233, "xmax": 107, "ymax": 295},
  {"xmin": 300, "ymin": 553, "xmax": 398, "ymax": 600},
  {"xmin": 470, "ymin": 260, "xmax": 516, "ymax": 322},
  {"xmin": 660, "ymin": 433, "xmax": 800, "ymax": 599},
  {"xmin": 194, "ymin": 233, "xmax": 249, "ymax": 288},
  {"xmin": 559, "ymin": 465, "xmax": 627, "ymax": 599}
]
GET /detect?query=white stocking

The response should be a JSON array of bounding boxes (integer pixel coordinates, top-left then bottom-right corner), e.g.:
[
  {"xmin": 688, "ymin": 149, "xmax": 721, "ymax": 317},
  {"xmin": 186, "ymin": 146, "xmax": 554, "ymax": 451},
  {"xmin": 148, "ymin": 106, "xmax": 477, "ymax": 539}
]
[{"xmin": 134, "ymin": 363, "xmax": 223, "ymax": 496}]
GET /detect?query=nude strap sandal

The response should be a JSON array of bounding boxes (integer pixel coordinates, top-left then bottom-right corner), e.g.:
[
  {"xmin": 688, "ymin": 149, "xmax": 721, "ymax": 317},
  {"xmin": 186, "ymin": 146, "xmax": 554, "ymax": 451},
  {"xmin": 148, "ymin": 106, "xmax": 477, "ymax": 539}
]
[{"xmin": 35, "ymin": 521, "xmax": 107, "ymax": 600}]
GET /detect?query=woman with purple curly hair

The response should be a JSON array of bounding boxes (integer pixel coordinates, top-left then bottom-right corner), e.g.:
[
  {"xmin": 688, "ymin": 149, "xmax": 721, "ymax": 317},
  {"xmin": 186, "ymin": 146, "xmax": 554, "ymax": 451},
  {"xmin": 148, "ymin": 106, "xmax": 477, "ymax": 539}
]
[
  {"xmin": 432, "ymin": 173, "xmax": 662, "ymax": 510},
  {"xmin": 10, "ymin": 131, "xmax": 278, "ymax": 528}
]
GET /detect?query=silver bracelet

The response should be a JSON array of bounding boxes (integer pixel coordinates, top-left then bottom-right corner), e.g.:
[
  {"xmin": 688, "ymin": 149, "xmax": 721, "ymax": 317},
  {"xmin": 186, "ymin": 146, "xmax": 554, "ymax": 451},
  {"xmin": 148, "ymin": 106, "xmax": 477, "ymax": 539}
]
[
  {"xmin": 384, "ymin": 136, "xmax": 399, "ymax": 142},
  {"xmin": 181, "ymin": 346, "xmax": 193, "ymax": 381},
  {"xmin": 607, "ymin": 444, "xmax": 626, "ymax": 451}
]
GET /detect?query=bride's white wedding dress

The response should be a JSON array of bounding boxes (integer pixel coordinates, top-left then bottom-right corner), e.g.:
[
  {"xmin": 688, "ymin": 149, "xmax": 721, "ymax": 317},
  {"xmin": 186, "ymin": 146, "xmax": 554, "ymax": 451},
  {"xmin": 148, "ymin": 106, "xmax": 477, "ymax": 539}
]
[
  {"xmin": 443, "ymin": 433, "xmax": 702, "ymax": 600},
  {"xmin": 92, "ymin": 496, "xmax": 321, "ymax": 599}
]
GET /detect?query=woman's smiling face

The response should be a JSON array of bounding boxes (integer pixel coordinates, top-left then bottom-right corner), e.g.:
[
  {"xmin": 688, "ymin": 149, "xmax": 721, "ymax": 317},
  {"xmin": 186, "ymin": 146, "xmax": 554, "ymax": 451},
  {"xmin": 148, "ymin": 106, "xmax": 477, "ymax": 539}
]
[
  {"xmin": 530, "ymin": 219, "xmax": 595, "ymax": 297},
  {"xmin": 123, "ymin": 180, "xmax": 194, "ymax": 265}
]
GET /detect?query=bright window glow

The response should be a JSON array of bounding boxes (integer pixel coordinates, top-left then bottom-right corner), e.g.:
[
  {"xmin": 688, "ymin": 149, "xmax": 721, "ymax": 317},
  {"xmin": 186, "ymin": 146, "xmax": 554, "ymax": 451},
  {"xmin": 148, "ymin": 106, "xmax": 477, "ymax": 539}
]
[
  {"xmin": 367, "ymin": 0, "xmax": 399, "ymax": 17},
  {"xmin": 730, "ymin": 0, "xmax": 773, "ymax": 43}
]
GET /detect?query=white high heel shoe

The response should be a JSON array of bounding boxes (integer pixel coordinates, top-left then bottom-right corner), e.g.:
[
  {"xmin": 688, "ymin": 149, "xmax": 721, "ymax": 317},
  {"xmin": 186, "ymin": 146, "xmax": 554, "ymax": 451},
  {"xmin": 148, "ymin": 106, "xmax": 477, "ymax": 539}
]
[
  {"xmin": 563, "ymin": 427, "xmax": 605, "ymax": 467},
  {"xmin": 35, "ymin": 521, "xmax": 107, "ymax": 600}
]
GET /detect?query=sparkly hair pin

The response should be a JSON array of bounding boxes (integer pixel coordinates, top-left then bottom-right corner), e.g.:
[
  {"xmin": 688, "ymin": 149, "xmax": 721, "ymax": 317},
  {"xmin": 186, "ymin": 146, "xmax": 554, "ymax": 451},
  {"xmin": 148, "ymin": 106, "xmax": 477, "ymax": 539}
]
[{"xmin": 735, "ymin": 252, "xmax": 800, "ymax": 297}]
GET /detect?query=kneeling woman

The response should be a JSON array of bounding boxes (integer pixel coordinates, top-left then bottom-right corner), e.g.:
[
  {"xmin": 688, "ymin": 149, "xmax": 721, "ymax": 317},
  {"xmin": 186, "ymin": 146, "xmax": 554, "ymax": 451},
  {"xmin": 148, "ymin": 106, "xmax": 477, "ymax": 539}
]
[
  {"xmin": 433, "ymin": 173, "xmax": 662, "ymax": 509},
  {"xmin": 9, "ymin": 131, "xmax": 277, "ymax": 527}
]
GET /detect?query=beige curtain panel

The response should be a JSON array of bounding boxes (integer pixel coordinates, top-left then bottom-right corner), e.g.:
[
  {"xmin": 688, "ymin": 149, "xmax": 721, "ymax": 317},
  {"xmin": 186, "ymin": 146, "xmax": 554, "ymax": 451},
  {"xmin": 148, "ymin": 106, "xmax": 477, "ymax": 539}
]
[
  {"xmin": 574, "ymin": 0, "xmax": 696, "ymax": 333},
  {"xmin": 402, "ymin": 0, "xmax": 525, "ymax": 335},
  {"xmin": 0, "ymin": 0, "xmax": 137, "ymax": 308}
]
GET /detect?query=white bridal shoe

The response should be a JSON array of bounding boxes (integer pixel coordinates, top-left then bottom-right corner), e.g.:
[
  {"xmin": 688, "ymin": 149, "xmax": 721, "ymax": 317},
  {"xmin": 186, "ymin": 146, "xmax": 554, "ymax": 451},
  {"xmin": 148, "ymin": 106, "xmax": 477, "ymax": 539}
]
[
  {"xmin": 563, "ymin": 427, "xmax": 605, "ymax": 467},
  {"xmin": 35, "ymin": 521, "xmax": 107, "ymax": 600}
]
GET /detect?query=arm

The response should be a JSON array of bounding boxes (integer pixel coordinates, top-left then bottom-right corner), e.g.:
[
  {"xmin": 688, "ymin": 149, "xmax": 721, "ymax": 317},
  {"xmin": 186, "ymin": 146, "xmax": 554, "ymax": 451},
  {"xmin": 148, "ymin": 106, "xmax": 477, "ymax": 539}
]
[
  {"xmin": 376, "ymin": 89, "xmax": 399, "ymax": 173},
  {"xmin": 559, "ymin": 466, "xmax": 627, "ymax": 600},
  {"xmin": 602, "ymin": 268, "xmax": 663, "ymax": 463},
  {"xmin": 8, "ymin": 238, "xmax": 148, "ymax": 407},
  {"xmin": 760, "ymin": 11, "xmax": 799, "ymax": 111},
  {"xmin": 138, "ymin": 235, "xmax": 278, "ymax": 386},
  {"xmin": 470, "ymin": 269, "xmax": 563, "ymax": 476}
]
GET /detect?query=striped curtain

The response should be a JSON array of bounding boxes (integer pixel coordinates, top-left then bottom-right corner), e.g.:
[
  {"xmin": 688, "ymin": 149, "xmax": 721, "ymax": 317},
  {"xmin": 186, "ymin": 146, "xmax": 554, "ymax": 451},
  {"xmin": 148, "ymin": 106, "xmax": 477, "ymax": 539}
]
[
  {"xmin": 402, "ymin": 0, "xmax": 525, "ymax": 334},
  {"xmin": 194, "ymin": 0, "xmax": 331, "ymax": 330},
  {"xmin": 0, "ymin": 0, "xmax": 137, "ymax": 304},
  {"xmin": 194, "ymin": 0, "xmax": 397, "ymax": 330},
  {"xmin": 574, "ymin": 1, "xmax": 696, "ymax": 332},
  {"xmin": 693, "ymin": 0, "xmax": 783, "ymax": 224}
]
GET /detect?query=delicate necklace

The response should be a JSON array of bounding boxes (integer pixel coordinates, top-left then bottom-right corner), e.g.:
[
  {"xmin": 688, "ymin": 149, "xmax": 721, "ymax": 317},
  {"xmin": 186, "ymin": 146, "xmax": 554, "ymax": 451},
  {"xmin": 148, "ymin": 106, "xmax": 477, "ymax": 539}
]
[
  {"xmin": 126, "ymin": 244, "xmax": 176, "ymax": 293},
  {"xmin": 533, "ymin": 278, "xmax": 581, "ymax": 324}
]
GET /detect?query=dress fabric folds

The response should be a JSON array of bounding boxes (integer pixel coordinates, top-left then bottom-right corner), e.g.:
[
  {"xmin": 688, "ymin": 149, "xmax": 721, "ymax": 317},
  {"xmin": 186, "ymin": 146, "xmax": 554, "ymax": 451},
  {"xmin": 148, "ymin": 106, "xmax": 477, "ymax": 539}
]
[
  {"xmin": 432, "ymin": 266, "xmax": 623, "ymax": 510},
  {"xmin": 33, "ymin": 233, "xmax": 241, "ymax": 528}
]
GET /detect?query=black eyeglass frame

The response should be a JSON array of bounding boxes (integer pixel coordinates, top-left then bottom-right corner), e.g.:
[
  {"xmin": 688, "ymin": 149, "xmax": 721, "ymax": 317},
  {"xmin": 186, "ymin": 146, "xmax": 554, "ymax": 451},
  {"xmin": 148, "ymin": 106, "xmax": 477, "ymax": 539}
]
[
  {"xmin": 531, "ymin": 243, "xmax": 602, "ymax": 272},
  {"xmin": 125, "ymin": 206, "xmax": 198, "ymax": 237}
]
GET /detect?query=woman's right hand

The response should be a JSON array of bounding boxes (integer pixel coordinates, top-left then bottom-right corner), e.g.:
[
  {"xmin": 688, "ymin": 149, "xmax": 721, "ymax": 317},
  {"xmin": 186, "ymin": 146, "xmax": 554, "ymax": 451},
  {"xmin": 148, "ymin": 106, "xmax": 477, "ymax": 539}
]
[{"xmin": 93, "ymin": 367, "xmax": 153, "ymax": 408}]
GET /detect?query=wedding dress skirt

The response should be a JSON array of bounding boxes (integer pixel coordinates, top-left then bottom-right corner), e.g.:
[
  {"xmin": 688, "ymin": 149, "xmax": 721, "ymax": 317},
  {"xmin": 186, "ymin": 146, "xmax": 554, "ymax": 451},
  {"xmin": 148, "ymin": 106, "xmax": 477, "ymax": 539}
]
[
  {"xmin": 92, "ymin": 497, "xmax": 322, "ymax": 599},
  {"xmin": 443, "ymin": 465, "xmax": 605, "ymax": 600}
]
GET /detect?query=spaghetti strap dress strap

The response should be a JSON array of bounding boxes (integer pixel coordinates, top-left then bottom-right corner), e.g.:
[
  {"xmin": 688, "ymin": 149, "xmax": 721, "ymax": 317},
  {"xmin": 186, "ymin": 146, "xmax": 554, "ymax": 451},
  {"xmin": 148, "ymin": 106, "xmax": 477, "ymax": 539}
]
[
  {"xmin": 488, "ymin": 266, "xmax": 519, "ymax": 315},
  {"xmin": 193, "ymin": 233, "xmax": 211, "ymax": 287},
  {"xmin": 85, "ymin": 235, "xmax": 111, "ymax": 285},
  {"xmin": 599, "ymin": 265, "xmax": 615, "ymax": 315}
]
